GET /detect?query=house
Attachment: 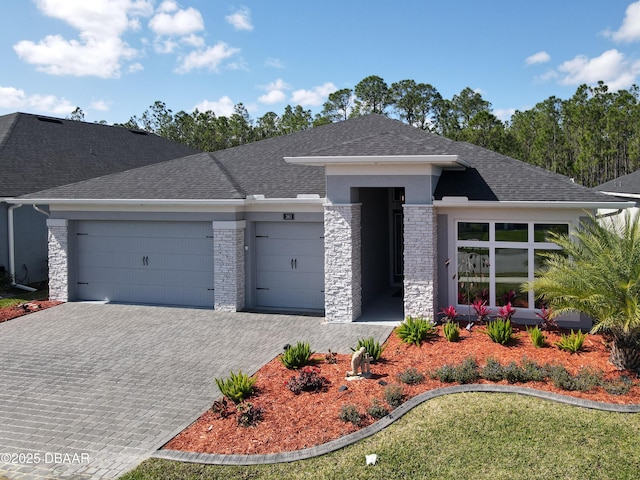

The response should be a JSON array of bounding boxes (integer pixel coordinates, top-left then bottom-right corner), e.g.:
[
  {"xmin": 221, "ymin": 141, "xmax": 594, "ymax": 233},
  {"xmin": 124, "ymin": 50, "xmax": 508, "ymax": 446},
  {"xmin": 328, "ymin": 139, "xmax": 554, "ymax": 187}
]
[
  {"xmin": 12, "ymin": 114, "xmax": 631, "ymax": 324},
  {"xmin": 595, "ymin": 169, "xmax": 640, "ymax": 219},
  {"xmin": 0, "ymin": 113, "xmax": 200, "ymax": 288}
]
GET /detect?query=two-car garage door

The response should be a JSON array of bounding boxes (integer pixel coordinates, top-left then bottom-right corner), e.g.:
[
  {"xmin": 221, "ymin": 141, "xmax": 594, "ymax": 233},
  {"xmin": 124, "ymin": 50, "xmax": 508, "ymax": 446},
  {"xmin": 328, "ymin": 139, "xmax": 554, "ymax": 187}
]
[
  {"xmin": 76, "ymin": 221, "xmax": 214, "ymax": 307},
  {"xmin": 74, "ymin": 220, "xmax": 325, "ymax": 311}
]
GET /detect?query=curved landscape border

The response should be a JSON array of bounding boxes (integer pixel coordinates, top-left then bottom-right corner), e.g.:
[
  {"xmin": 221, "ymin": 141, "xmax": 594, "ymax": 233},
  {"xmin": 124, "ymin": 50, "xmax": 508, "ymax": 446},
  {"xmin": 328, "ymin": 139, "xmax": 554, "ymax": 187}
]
[{"xmin": 152, "ymin": 384, "xmax": 640, "ymax": 466}]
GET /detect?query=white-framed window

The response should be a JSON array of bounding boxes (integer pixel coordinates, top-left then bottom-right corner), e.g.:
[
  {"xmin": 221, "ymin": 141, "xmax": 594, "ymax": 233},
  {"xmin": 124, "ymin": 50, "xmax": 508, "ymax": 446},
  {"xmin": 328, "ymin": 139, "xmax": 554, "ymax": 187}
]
[{"xmin": 456, "ymin": 221, "xmax": 568, "ymax": 310}]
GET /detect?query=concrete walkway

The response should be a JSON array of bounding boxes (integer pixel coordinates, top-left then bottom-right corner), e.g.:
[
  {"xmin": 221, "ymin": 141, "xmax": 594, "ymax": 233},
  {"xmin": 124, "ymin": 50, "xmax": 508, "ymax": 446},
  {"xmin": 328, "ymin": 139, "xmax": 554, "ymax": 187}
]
[{"xmin": 0, "ymin": 303, "xmax": 393, "ymax": 479}]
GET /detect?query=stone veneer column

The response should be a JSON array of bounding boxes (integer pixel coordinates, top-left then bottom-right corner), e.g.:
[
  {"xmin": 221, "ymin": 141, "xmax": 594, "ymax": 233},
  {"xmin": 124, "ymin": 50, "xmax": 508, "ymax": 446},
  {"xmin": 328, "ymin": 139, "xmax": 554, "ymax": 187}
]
[
  {"xmin": 403, "ymin": 204, "xmax": 438, "ymax": 320},
  {"xmin": 47, "ymin": 218, "xmax": 69, "ymax": 302},
  {"xmin": 324, "ymin": 203, "xmax": 362, "ymax": 322},
  {"xmin": 213, "ymin": 221, "xmax": 245, "ymax": 312}
]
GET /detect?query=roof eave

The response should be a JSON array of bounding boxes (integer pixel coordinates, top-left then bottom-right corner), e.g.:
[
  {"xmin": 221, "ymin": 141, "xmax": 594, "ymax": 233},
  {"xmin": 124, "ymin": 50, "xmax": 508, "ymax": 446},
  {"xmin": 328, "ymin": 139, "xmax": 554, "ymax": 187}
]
[
  {"xmin": 284, "ymin": 154, "xmax": 469, "ymax": 169},
  {"xmin": 433, "ymin": 198, "xmax": 636, "ymax": 209}
]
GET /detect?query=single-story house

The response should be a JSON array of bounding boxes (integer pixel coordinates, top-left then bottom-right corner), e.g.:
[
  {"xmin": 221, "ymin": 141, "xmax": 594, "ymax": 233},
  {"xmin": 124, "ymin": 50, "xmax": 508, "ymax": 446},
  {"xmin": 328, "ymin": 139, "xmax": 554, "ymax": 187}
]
[
  {"xmin": 0, "ymin": 112, "xmax": 199, "ymax": 288},
  {"xmin": 596, "ymin": 169, "xmax": 640, "ymax": 219},
  {"xmin": 12, "ymin": 114, "xmax": 632, "ymax": 324}
]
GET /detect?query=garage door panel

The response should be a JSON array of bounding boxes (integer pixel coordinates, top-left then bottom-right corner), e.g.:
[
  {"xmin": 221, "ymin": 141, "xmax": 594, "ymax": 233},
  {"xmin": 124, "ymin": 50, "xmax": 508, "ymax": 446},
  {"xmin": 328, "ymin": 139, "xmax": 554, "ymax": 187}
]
[
  {"xmin": 76, "ymin": 221, "xmax": 214, "ymax": 307},
  {"xmin": 254, "ymin": 222, "xmax": 324, "ymax": 310}
]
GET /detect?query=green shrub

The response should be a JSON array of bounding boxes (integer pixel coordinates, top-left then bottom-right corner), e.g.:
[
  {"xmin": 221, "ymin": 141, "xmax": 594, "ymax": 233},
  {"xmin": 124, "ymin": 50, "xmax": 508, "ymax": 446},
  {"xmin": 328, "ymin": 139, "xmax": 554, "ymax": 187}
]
[
  {"xmin": 396, "ymin": 316, "xmax": 436, "ymax": 346},
  {"xmin": 527, "ymin": 326, "xmax": 546, "ymax": 348},
  {"xmin": 353, "ymin": 337, "xmax": 386, "ymax": 362},
  {"xmin": 339, "ymin": 404, "xmax": 362, "ymax": 426},
  {"xmin": 556, "ymin": 330, "xmax": 587, "ymax": 353},
  {"xmin": 481, "ymin": 357, "xmax": 547, "ymax": 383},
  {"xmin": 547, "ymin": 365, "xmax": 602, "ymax": 392},
  {"xmin": 383, "ymin": 384, "xmax": 404, "ymax": 409},
  {"xmin": 443, "ymin": 321, "xmax": 461, "ymax": 342},
  {"xmin": 214, "ymin": 370, "xmax": 256, "ymax": 404},
  {"xmin": 481, "ymin": 357, "xmax": 505, "ymax": 381},
  {"xmin": 397, "ymin": 367, "xmax": 425, "ymax": 385},
  {"xmin": 603, "ymin": 376, "xmax": 634, "ymax": 396},
  {"xmin": 236, "ymin": 402, "xmax": 264, "ymax": 427},
  {"xmin": 520, "ymin": 358, "xmax": 547, "ymax": 382},
  {"xmin": 280, "ymin": 341, "xmax": 314, "ymax": 369},
  {"xmin": 367, "ymin": 399, "xmax": 389, "ymax": 419},
  {"xmin": 485, "ymin": 318, "xmax": 513, "ymax": 345},
  {"xmin": 435, "ymin": 357, "xmax": 479, "ymax": 384},
  {"xmin": 502, "ymin": 361, "xmax": 528, "ymax": 384}
]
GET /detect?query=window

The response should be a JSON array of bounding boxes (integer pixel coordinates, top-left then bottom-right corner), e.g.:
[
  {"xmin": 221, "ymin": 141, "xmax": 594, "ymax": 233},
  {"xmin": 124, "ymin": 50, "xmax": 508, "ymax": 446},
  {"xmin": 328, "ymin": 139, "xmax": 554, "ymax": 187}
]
[{"xmin": 456, "ymin": 221, "xmax": 567, "ymax": 310}]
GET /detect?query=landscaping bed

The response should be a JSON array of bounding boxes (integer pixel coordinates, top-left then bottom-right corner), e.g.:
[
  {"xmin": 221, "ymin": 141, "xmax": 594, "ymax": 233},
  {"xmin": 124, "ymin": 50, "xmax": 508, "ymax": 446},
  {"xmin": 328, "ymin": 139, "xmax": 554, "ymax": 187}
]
[
  {"xmin": 164, "ymin": 323, "xmax": 640, "ymax": 456},
  {"xmin": 0, "ymin": 291, "xmax": 61, "ymax": 323}
]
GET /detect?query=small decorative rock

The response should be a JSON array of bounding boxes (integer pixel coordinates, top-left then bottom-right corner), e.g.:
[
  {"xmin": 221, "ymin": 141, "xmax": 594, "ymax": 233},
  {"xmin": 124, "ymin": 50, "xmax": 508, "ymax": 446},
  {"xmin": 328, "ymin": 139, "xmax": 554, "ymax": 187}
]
[
  {"xmin": 378, "ymin": 380, "xmax": 387, "ymax": 386},
  {"xmin": 338, "ymin": 385, "xmax": 348, "ymax": 392}
]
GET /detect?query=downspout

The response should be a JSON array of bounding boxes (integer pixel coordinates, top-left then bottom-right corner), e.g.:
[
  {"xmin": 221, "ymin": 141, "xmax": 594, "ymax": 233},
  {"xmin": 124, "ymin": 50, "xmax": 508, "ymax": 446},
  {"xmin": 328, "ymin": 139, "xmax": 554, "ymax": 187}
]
[{"xmin": 7, "ymin": 204, "xmax": 37, "ymax": 292}]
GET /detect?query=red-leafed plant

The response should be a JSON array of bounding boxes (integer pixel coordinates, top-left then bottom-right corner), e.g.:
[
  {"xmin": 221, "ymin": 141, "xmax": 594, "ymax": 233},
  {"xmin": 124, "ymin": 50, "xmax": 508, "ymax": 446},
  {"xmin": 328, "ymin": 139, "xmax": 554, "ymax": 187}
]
[
  {"xmin": 439, "ymin": 305, "xmax": 458, "ymax": 323},
  {"xmin": 472, "ymin": 300, "xmax": 490, "ymax": 324},
  {"xmin": 497, "ymin": 302, "xmax": 516, "ymax": 322},
  {"xmin": 536, "ymin": 306, "xmax": 558, "ymax": 331}
]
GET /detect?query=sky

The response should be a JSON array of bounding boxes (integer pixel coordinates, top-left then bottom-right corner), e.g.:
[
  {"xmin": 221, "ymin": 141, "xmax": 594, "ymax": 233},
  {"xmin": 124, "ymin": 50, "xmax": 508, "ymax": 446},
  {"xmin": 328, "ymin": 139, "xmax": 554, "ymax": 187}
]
[{"xmin": 1, "ymin": 0, "xmax": 640, "ymax": 125}]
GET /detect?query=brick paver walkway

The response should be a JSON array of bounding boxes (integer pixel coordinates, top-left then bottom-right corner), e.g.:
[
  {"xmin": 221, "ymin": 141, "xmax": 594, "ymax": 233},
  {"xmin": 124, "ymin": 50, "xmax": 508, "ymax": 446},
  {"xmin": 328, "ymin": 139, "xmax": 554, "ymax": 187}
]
[{"xmin": 0, "ymin": 303, "xmax": 393, "ymax": 479}]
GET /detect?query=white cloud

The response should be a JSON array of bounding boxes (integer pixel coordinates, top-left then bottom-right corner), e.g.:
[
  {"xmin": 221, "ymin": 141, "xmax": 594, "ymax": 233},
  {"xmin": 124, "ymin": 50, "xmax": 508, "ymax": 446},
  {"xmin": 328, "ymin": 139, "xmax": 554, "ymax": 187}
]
[
  {"xmin": 148, "ymin": 3, "xmax": 204, "ymax": 36},
  {"xmin": 259, "ymin": 90, "xmax": 287, "ymax": 104},
  {"xmin": 175, "ymin": 42, "xmax": 240, "ymax": 73},
  {"xmin": 291, "ymin": 82, "xmax": 336, "ymax": 106},
  {"xmin": 557, "ymin": 49, "xmax": 640, "ymax": 90},
  {"xmin": 181, "ymin": 34, "xmax": 205, "ymax": 48},
  {"xmin": 258, "ymin": 78, "xmax": 290, "ymax": 104},
  {"xmin": 226, "ymin": 7, "xmax": 253, "ymax": 31},
  {"xmin": 494, "ymin": 108, "xmax": 516, "ymax": 122},
  {"xmin": 193, "ymin": 96, "xmax": 235, "ymax": 116},
  {"xmin": 128, "ymin": 62, "xmax": 144, "ymax": 73},
  {"xmin": 14, "ymin": 0, "xmax": 152, "ymax": 78},
  {"xmin": 265, "ymin": 57, "xmax": 284, "ymax": 69},
  {"xmin": 525, "ymin": 51, "xmax": 551, "ymax": 66},
  {"xmin": 0, "ymin": 85, "xmax": 75, "ymax": 115},
  {"xmin": 89, "ymin": 100, "xmax": 110, "ymax": 111},
  {"xmin": 607, "ymin": 0, "xmax": 640, "ymax": 42}
]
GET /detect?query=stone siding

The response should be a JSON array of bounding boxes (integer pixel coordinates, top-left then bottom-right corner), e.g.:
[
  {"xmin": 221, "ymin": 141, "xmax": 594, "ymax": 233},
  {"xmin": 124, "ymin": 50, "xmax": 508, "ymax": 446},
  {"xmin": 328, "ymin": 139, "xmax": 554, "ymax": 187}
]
[
  {"xmin": 403, "ymin": 205, "xmax": 437, "ymax": 319},
  {"xmin": 213, "ymin": 221, "xmax": 246, "ymax": 312},
  {"xmin": 324, "ymin": 204, "xmax": 361, "ymax": 322},
  {"xmin": 47, "ymin": 219, "xmax": 69, "ymax": 302}
]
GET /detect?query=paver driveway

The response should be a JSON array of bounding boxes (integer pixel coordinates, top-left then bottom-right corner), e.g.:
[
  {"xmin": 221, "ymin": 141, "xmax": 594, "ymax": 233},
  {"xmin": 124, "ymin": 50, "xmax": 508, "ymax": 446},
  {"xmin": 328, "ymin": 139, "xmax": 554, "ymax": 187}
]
[{"xmin": 0, "ymin": 303, "xmax": 394, "ymax": 479}]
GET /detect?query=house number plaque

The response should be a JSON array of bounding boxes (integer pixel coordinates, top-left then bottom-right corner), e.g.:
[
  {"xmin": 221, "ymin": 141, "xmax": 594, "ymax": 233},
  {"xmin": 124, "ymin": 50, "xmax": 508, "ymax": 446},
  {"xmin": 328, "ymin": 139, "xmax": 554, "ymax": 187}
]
[{"xmin": 283, "ymin": 213, "xmax": 295, "ymax": 220}]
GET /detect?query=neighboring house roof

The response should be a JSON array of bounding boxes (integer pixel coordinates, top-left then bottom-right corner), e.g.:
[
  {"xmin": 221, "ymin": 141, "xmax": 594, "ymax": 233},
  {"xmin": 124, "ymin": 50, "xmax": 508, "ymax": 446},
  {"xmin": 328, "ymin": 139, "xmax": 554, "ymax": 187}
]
[
  {"xmin": 596, "ymin": 169, "xmax": 640, "ymax": 197},
  {"xmin": 18, "ymin": 114, "xmax": 623, "ymax": 205},
  {"xmin": 0, "ymin": 112, "xmax": 200, "ymax": 197}
]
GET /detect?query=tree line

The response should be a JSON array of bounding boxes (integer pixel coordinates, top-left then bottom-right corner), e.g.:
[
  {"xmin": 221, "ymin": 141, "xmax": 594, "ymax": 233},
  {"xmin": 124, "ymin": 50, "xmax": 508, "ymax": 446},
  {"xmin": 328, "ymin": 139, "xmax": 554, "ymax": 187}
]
[{"xmin": 111, "ymin": 75, "xmax": 640, "ymax": 188}]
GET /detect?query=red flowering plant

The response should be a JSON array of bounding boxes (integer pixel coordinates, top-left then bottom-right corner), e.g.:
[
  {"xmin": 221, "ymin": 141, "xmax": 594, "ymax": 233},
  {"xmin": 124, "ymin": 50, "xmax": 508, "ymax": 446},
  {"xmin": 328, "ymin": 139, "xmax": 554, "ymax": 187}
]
[
  {"xmin": 497, "ymin": 302, "xmax": 516, "ymax": 322},
  {"xmin": 536, "ymin": 305, "xmax": 558, "ymax": 331},
  {"xmin": 472, "ymin": 300, "xmax": 490, "ymax": 325},
  {"xmin": 438, "ymin": 305, "xmax": 458, "ymax": 324}
]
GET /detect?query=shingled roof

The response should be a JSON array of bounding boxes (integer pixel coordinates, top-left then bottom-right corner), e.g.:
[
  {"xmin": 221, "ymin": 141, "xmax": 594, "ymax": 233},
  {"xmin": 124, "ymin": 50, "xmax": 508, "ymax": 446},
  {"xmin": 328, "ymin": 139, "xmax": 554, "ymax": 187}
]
[
  {"xmin": 18, "ymin": 114, "xmax": 623, "ymax": 205},
  {"xmin": 596, "ymin": 169, "xmax": 640, "ymax": 197},
  {"xmin": 0, "ymin": 112, "xmax": 200, "ymax": 197}
]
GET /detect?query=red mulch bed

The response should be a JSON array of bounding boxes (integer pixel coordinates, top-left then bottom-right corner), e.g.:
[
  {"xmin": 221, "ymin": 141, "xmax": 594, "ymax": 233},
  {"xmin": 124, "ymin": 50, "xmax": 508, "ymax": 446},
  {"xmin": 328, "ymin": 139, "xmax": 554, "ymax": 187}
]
[
  {"xmin": 0, "ymin": 300, "xmax": 62, "ymax": 323},
  {"xmin": 165, "ymin": 325, "xmax": 640, "ymax": 456}
]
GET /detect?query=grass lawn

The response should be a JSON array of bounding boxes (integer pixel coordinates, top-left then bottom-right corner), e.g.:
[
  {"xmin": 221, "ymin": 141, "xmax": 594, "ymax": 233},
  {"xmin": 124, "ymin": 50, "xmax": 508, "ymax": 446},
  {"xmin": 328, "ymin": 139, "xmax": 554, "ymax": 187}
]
[
  {"xmin": 120, "ymin": 392, "xmax": 640, "ymax": 480},
  {"xmin": 0, "ymin": 288, "xmax": 48, "ymax": 308}
]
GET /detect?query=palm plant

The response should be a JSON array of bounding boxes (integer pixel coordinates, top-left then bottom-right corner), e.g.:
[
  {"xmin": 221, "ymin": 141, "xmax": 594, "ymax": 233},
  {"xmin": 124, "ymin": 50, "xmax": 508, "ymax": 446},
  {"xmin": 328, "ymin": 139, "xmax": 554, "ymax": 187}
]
[{"xmin": 526, "ymin": 211, "xmax": 640, "ymax": 371}]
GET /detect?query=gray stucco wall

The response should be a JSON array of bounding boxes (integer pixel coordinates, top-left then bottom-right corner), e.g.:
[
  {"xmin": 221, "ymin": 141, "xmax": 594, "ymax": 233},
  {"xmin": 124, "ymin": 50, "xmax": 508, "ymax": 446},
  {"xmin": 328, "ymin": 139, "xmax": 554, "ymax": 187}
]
[
  {"xmin": 1, "ymin": 204, "xmax": 49, "ymax": 285},
  {"xmin": 0, "ymin": 204, "xmax": 8, "ymax": 277},
  {"xmin": 327, "ymin": 175, "xmax": 435, "ymax": 204}
]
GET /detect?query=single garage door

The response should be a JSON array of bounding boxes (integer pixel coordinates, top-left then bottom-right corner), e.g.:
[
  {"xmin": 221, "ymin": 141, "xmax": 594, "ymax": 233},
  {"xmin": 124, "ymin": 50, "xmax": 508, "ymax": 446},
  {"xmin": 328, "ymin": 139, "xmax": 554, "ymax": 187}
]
[
  {"xmin": 76, "ymin": 221, "xmax": 214, "ymax": 307},
  {"xmin": 255, "ymin": 222, "xmax": 324, "ymax": 310}
]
